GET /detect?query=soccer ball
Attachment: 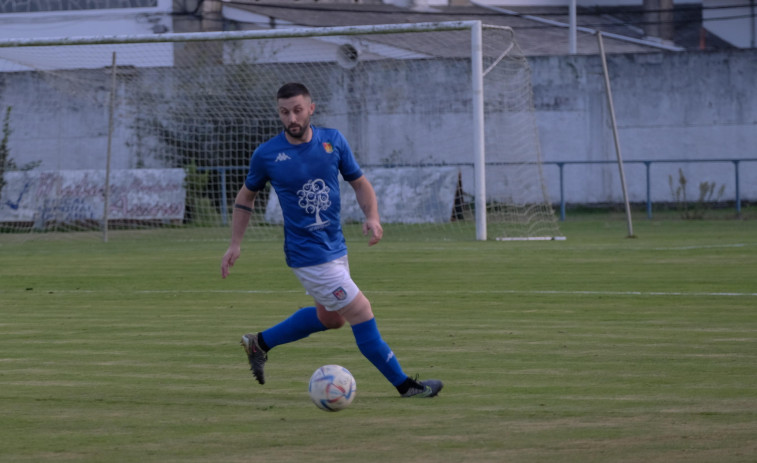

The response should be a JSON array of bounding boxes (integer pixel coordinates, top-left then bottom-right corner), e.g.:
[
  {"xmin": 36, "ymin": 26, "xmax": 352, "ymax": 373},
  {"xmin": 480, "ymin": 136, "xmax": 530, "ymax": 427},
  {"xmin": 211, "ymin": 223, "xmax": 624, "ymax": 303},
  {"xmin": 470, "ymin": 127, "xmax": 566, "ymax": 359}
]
[{"xmin": 308, "ymin": 365, "xmax": 356, "ymax": 412}]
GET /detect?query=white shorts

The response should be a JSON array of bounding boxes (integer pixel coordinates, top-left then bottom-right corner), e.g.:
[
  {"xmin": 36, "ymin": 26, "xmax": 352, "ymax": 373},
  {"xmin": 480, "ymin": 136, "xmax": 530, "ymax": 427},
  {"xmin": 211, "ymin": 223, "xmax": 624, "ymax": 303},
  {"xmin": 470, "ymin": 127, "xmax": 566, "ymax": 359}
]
[{"xmin": 292, "ymin": 255, "xmax": 360, "ymax": 311}]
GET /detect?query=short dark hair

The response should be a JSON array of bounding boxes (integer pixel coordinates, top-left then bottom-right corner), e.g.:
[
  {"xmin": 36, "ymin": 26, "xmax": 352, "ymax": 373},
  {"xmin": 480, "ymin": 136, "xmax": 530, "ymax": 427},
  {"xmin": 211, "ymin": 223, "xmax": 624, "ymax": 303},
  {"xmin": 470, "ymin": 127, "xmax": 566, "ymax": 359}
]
[{"xmin": 277, "ymin": 82, "xmax": 311, "ymax": 100}]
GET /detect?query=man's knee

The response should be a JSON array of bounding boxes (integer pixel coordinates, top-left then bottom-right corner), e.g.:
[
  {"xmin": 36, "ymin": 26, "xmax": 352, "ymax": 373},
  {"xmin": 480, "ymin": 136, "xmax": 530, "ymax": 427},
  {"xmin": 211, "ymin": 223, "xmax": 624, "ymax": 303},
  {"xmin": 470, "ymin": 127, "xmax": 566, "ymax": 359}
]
[
  {"xmin": 316, "ymin": 304, "xmax": 346, "ymax": 329},
  {"xmin": 337, "ymin": 293, "xmax": 375, "ymax": 325}
]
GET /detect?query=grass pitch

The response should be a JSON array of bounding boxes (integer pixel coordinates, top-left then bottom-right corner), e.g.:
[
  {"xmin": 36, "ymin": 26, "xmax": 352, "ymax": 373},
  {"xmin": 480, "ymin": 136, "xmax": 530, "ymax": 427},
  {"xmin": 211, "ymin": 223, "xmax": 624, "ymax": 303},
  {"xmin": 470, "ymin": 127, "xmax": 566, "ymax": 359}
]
[{"xmin": 1, "ymin": 217, "xmax": 756, "ymax": 462}]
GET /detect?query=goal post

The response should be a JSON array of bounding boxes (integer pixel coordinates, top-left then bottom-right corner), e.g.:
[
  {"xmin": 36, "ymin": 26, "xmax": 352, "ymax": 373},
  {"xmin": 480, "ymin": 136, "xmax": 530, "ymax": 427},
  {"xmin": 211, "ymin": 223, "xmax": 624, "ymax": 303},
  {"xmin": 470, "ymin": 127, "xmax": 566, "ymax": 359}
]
[
  {"xmin": 0, "ymin": 21, "xmax": 562, "ymax": 242},
  {"xmin": 471, "ymin": 20, "xmax": 487, "ymax": 241}
]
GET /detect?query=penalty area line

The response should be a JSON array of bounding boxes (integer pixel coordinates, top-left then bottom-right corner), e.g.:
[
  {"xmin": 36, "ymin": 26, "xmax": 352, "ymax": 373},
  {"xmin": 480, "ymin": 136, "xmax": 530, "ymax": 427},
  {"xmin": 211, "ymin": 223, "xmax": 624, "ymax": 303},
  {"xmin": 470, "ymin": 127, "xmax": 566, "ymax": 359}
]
[
  {"xmin": 367, "ymin": 289, "xmax": 757, "ymax": 297},
  {"xmin": 132, "ymin": 289, "xmax": 757, "ymax": 297},
  {"xmin": 504, "ymin": 289, "xmax": 757, "ymax": 297}
]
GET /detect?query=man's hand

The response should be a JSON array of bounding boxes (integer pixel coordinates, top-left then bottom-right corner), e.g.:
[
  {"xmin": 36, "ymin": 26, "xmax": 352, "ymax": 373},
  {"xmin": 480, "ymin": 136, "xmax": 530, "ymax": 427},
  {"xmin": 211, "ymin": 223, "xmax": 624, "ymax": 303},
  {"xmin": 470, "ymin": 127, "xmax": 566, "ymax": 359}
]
[
  {"xmin": 363, "ymin": 219, "xmax": 383, "ymax": 246},
  {"xmin": 221, "ymin": 245, "xmax": 241, "ymax": 278}
]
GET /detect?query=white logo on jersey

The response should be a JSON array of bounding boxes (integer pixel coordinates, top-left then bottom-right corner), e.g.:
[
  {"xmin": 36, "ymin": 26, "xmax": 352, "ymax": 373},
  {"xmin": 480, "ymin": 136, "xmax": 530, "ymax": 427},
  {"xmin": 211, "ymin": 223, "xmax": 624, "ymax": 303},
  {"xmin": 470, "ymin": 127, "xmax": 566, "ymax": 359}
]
[
  {"xmin": 297, "ymin": 179, "xmax": 331, "ymax": 231},
  {"xmin": 275, "ymin": 152, "xmax": 291, "ymax": 162}
]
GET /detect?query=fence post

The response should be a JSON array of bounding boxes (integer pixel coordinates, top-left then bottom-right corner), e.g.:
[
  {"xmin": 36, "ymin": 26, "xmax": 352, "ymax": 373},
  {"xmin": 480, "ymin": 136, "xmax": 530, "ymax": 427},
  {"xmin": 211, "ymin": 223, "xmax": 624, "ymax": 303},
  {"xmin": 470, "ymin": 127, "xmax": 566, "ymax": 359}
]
[
  {"xmin": 644, "ymin": 161, "xmax": 652, "ymax": 219},
  {"xmin": 219, "ymin": 167, "xmax": 229, "ymax": 226},
  {"xmin": 733, "ymin": 160, "xmax": 741, "ymax": 216},
  {"xmin": 557, "ymin": 162, "xmax": 566, "ymax": 221}
]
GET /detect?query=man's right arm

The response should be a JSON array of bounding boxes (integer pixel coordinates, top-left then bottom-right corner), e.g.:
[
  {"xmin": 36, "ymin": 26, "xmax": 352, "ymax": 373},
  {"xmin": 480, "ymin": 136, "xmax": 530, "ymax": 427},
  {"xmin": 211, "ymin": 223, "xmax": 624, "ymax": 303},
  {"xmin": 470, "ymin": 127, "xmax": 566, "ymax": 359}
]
[{"xmin": 221, "ymin": 185, "xmax": 258, "ymax": 278}]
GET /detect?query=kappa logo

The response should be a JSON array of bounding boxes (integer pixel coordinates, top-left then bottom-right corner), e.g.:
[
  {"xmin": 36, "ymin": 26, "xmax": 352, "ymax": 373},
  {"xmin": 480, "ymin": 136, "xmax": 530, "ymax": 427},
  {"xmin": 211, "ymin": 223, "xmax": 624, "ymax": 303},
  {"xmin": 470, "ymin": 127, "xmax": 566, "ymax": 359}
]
[{"xmin": 275, "ymin": 152, "xmax": 291, "ymax": 162}]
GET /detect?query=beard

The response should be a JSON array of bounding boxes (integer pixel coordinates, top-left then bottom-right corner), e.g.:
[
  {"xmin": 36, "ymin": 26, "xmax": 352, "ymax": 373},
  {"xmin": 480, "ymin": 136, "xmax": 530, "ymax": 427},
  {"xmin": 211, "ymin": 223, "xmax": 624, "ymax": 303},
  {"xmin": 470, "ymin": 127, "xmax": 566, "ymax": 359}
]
[{"xmin": 284, "ymin": 116, "xmax": 311, "ymax": 140}]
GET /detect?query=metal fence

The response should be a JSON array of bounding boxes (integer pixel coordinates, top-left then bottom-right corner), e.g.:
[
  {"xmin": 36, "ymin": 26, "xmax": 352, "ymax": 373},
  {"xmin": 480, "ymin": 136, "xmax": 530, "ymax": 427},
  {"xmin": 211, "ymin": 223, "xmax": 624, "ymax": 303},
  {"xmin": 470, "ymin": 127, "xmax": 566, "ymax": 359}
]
[
  {"xmin": 549, "ymin": 158, "xmax": 757, "ymax": 220},
  {"xmin": 201, "ymin": 157, "xmax": 757, "ymax": 226}
]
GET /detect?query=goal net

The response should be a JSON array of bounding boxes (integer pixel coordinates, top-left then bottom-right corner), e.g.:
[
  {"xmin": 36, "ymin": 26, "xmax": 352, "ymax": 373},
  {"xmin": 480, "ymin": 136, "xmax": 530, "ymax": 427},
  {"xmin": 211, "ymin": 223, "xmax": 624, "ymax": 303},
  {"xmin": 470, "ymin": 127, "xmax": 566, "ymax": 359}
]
[{"xmin": 0, "ymin": 21, "xmax": 562, "ymax": 242}]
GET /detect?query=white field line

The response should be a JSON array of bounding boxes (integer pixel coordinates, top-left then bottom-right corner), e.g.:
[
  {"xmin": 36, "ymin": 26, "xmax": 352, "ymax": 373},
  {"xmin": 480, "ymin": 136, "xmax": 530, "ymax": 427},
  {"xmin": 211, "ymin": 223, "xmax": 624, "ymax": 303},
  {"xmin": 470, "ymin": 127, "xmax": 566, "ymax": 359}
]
[
  {"xmin": 7, "ymin": 289, "xmax": 755, "ymax": 297},
  {"xmin": 186, "ymin": 289, "xmax": 757, "ymax": 297},
  {"xmin": 651, "ymin": 243, "xmax": 747, "ymax": 251}
]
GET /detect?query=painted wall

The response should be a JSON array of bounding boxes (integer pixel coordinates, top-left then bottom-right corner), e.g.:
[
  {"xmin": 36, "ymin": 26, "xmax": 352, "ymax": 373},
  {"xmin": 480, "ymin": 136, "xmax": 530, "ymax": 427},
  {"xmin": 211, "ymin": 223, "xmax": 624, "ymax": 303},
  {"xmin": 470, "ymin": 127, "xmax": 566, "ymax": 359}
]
[
  {"xmin": 529, "ymin": 49, "xmax": 757, "ymax": 205},
  {"xmin": 0, "ymin": 48, "xmax": 755, "ymax": 207}
]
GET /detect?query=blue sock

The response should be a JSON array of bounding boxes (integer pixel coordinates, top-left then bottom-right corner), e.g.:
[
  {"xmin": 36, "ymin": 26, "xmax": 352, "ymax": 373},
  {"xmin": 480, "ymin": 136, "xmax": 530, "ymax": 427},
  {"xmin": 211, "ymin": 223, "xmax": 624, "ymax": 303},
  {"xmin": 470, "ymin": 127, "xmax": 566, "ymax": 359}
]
[
  {"xmin": 351, "ymin": 318, "xmax": 407, "ymax": 387},
  {"xmin": 260, "ymin": 306, "xmax": 327, "ymax": 350}
]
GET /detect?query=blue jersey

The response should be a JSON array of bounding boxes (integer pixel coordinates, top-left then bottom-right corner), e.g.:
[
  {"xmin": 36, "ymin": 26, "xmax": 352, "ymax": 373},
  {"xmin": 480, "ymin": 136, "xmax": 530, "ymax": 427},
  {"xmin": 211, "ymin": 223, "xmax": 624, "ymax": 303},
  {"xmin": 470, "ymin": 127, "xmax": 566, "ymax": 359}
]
[{"xmin": 245, "ymin": 126, "xmax": 363, "ymax": 268}]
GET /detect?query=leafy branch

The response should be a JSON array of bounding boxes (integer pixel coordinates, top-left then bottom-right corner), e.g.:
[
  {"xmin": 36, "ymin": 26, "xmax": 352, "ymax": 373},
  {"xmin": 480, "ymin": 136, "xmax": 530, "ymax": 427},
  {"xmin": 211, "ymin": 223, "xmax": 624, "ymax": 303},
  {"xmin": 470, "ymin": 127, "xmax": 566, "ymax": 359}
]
[{"xmin": 1, "ymin": 106, "xmax": 42, "ymax": 202}]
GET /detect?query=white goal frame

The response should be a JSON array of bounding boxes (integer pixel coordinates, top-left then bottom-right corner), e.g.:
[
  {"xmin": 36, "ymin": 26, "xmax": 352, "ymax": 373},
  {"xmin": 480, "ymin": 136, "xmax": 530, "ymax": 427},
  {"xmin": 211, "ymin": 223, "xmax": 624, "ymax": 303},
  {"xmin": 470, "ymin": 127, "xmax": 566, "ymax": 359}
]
[{"xmin": 1, "ymin": 20, "xmax": 493, "ymax": 239}]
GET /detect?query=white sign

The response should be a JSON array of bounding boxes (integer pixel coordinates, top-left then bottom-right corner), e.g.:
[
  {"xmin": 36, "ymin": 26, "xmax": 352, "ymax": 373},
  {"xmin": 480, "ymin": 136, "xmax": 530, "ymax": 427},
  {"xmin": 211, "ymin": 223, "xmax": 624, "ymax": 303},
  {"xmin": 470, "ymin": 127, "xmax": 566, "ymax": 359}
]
[
  {"xmin": 265, "ymin": 166, "xmax": 459, "ymax": 224},
  {"xmin": 0, "ymin": 169, "xmax": 186, "ymax": 224}
]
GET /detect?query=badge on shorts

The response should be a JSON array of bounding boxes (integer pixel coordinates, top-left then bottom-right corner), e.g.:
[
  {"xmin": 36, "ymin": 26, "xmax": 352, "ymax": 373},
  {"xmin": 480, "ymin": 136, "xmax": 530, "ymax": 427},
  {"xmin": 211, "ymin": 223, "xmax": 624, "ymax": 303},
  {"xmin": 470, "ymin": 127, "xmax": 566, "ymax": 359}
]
[{"xmin": 332, "ymin": 286, "xmax": 347, "ymax": 301}]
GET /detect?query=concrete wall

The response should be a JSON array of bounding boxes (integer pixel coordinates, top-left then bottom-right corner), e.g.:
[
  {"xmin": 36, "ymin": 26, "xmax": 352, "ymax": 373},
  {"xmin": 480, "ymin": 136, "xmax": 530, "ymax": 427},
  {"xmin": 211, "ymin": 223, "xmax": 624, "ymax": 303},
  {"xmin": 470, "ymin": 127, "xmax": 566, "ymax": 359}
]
[
  {"xmin": 530, "ymin": 49, "xmax": 757, "ymax": 205},
  {"xmin": 1, "ymin": 49, "xmax": 755, "ymax": 206}
]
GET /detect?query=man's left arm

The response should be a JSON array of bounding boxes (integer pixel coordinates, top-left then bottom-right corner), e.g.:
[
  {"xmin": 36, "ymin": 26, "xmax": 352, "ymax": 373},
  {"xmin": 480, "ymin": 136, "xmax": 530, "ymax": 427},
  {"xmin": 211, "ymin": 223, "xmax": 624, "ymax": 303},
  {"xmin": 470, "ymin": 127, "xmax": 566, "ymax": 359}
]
[{"xmin": 349, "ymin": 175, "xmax": 383, "ymax": 246}]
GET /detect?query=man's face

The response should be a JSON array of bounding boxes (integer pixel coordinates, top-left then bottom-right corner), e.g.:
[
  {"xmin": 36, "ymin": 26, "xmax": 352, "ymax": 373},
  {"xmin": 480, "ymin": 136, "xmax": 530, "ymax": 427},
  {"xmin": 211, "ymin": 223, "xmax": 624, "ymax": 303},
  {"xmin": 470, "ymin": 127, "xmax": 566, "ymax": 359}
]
[{"xmin": 278, "ymin": 94, "xmax": 314, "ymax": 141}]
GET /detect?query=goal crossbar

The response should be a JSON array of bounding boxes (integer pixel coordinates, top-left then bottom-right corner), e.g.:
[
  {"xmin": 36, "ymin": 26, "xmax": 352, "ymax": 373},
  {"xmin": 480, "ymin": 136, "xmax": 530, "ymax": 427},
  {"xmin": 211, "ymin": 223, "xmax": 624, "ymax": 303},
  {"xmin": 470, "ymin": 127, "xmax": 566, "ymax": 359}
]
[{"xmin": 0, "ymin": 21, "xmax": 510, "ymax": 48}]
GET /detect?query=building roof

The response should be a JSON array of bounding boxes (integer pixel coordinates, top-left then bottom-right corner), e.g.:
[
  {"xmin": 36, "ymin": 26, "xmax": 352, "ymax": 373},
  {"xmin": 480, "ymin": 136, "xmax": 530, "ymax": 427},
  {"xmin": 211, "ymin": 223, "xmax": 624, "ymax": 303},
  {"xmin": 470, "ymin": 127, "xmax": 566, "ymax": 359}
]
[{"xmin": 222, "ymin": 1, "xmax": 699, "ymax": 55}]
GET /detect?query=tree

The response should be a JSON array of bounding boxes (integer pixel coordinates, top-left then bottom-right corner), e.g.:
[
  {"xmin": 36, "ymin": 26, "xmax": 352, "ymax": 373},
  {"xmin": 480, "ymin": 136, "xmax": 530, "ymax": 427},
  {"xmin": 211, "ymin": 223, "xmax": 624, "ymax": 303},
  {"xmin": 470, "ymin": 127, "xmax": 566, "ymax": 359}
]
[
  {"xmin": 297, "ymin": 179, "xmax": 331, "ymax": 228},
  {"xmin": 0, "ymin": 107, "xmax": 13, "ymax": 199},
  {"xmin": 0, "ymin": 106, "xmax": 42, "ymax": 203}
]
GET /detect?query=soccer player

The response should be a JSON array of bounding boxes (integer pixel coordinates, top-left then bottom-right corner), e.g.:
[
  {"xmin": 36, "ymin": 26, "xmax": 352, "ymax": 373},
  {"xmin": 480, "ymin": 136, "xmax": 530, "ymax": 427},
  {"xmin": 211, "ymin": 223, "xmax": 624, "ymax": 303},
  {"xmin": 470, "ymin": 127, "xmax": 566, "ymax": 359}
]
[{"xmin": 220, "ymin": 82, "xmax": 443, "ymax": 398}]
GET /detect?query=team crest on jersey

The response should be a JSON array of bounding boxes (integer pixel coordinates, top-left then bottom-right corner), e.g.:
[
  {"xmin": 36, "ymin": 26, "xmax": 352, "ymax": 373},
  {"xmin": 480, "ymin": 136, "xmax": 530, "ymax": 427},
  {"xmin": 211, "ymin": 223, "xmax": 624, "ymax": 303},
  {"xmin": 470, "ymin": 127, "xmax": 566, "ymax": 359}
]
[
  {"xmin": 322, "ymin": 142, "xmax": 334, "ymax": 153},
  {"xmin": 332, "ymin": 286, "xmax": 348, "ymax": 301}
]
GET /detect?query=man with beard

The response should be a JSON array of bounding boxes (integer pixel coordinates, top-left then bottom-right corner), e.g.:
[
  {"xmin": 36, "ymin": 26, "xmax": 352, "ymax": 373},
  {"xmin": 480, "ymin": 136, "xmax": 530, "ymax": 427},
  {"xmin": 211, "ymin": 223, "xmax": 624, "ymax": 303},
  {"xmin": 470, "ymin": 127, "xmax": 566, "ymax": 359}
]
[{"xmin": 221, "ymin": 82, "xmax": 443, "ymax": 398}]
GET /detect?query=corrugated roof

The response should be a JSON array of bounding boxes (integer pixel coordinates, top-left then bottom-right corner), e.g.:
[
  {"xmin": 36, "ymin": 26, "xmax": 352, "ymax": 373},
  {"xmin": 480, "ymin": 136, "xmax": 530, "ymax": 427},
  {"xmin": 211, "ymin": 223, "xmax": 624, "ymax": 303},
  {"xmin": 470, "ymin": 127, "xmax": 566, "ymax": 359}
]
[{"xmin": 222, "ymin": 1, "xmax": 678, "ymax": 55}]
